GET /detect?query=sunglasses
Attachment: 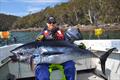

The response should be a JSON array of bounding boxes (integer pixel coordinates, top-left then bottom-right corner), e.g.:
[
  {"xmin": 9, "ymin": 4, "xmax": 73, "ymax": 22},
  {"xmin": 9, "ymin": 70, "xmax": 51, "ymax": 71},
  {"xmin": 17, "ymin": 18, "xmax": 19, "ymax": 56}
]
[{"xmin": 48, "ymin": 22, "xmax": 56, "ymax": 24}]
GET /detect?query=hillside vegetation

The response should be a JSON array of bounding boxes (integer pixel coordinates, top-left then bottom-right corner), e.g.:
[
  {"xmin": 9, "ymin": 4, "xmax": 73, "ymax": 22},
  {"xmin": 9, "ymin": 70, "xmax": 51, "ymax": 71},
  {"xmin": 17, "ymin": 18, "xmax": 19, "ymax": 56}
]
[
  {"xmin": 1, "ymin": 0, "xmax": 120, "ymax": 30},
  {"xmin": 0, "ymin": 14, "xmax": 19, "ymax": 31}
]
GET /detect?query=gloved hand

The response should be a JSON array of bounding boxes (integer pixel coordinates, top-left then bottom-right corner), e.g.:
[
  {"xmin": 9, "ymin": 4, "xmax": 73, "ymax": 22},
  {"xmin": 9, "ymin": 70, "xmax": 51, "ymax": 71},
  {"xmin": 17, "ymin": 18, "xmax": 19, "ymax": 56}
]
[
  {"xmin": 36, "ymin": 35, "xmax": 44, "ymax": 41},
  {"xmin": 78, "ymin": 43, "xmax": 86, "ymax": 49}
]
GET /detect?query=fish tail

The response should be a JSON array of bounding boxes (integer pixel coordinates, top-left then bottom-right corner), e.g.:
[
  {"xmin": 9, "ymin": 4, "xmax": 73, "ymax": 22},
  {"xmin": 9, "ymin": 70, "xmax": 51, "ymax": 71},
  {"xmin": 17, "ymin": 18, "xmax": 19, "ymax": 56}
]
[
  {"xmin": 99, "ymin": 48, "xmax": 117, "ymax": 75},
  {"xmin": 30, "ymin": 56, "xmax": 34, "ymax": 71}
]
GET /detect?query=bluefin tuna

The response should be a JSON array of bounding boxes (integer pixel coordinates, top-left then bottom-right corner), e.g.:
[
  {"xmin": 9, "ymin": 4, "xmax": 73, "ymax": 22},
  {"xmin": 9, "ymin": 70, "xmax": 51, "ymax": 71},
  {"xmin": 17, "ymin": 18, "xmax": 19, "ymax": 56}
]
[{"xmin": 10, "ymin": 40, "xmax": 117, "ymax": 80}]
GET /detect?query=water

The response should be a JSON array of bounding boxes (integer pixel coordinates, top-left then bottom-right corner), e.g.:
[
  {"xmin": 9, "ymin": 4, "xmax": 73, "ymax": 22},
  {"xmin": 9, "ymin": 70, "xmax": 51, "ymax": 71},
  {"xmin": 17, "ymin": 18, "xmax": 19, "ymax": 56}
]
[
  {"xmin": 0, "ymin": 31, "xmax": 39, "ymax": 46},
  {"xmin": 11, "ymin": 31, "xmax": 39, "ymax": 43},
  {"xmin": 0, "ymin": 31, "xmax": 120, "ymax": 47},
  {"xmin": 82, "ymin": 31, "xmax": 120, "ymax": 39}
]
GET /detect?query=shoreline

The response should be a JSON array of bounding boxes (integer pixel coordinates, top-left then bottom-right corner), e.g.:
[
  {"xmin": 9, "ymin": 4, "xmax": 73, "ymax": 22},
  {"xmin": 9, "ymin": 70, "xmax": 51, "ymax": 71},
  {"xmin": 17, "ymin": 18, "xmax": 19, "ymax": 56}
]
[
  {"xmin": 10, "ymin": 27, "xmax": 120, "ymax": 32},
  {"xmin": 9, "ymin": 24, "xmax": 120, "ymax": 32}
]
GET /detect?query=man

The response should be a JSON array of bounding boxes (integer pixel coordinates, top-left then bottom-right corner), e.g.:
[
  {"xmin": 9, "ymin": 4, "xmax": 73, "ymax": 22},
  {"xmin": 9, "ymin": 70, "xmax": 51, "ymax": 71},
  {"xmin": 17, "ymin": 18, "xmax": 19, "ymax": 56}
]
[{"xmin": 34, "ymin": 16, "xmax": 76, "ymax": 80}]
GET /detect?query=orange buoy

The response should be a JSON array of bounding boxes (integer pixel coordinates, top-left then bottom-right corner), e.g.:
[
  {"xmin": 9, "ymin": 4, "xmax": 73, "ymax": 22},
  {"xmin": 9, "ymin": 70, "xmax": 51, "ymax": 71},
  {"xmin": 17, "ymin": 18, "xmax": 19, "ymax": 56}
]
[
  {"xmin": 0, "ymin": 31, "xmax": 10, "ymax": 39},
  {"xmin": 0, "ymin": 32, "xmax": 2, "ymax": 38}
]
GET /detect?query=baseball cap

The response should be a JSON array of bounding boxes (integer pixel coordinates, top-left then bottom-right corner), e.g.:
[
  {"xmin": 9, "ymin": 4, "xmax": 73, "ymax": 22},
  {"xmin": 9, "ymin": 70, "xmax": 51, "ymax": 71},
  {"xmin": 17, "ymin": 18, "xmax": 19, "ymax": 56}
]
[{"xmin": 47, "ymin": 16, "xmax": 56, "ymax": 24}]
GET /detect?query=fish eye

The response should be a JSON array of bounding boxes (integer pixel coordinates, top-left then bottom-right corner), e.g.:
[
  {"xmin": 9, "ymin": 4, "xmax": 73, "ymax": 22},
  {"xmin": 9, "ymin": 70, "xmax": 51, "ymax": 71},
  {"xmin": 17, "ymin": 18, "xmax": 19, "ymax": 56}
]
[{"xmin": 18, "ymin": 52, "xmax": 24, "ymax": 55}]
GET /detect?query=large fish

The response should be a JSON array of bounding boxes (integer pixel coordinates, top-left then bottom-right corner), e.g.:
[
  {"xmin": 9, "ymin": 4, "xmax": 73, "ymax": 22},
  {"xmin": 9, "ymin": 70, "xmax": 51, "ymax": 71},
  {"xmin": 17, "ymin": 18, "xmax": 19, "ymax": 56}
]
[
  {"xmin": 10, "ymin": 40, "xmax": 116, "ymax": 76},
  {"xmin": 10, "ymin": 40, "xmax": 94, "ymax": 63}
]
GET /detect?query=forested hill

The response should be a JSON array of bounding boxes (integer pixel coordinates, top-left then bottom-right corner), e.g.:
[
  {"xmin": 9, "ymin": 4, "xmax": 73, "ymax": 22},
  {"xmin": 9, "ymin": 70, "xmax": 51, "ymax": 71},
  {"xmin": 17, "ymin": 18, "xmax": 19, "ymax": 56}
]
[
  {"xmin": 0, "ymin": 13, "xmax": 19, "ymax": 31},
  {"xmin": 1, "ymin": 0, "xmax": 120, "ymax": 30}
]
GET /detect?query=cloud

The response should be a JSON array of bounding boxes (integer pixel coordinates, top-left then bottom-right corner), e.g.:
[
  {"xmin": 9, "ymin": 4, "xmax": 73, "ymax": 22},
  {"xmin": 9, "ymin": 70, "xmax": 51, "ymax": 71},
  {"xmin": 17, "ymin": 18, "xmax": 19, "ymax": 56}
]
[
  {"xmin": 19, "ymin": 0, "xmax": 68, "ymax": 3},
  {"xmin": 27, "ymin": 7, "xmax": 43, "ymax": 13},
  {"xmin": 0, "ymin": 0, "xmax": 69, "ymax": 16},
  {"xmin": 25, "ymin": 0, "xmax": 68, "ymax": 14},
  {"xmin": 0, "ymin": 0, "xmax": 69, "ymax": 3},
  {"xmin": 0, "ymin": 11, "xmax": 28, "ymax": 17}
]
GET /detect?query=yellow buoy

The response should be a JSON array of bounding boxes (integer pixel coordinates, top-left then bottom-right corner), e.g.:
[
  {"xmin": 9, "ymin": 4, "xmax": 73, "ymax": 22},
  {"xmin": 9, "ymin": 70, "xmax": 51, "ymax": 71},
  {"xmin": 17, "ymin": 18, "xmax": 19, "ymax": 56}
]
[{"xmin": 94, "ymin": 28, "xmax": 104, "ymax": 38}]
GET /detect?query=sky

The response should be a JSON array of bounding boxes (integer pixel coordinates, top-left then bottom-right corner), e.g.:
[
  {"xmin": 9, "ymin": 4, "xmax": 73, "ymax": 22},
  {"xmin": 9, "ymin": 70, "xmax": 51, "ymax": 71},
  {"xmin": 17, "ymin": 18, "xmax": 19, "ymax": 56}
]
[{"xmin": 0, "ymin": 0, "xmax": 69, "ymax": 17}]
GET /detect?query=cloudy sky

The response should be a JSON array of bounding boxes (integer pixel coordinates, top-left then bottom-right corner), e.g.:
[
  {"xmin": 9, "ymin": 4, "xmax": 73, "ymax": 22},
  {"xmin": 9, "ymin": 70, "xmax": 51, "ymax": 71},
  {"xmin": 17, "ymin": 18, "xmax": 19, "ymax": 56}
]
[{"xmin": 0, "ymin": 0, "xmax": 69, "ymax": 16}]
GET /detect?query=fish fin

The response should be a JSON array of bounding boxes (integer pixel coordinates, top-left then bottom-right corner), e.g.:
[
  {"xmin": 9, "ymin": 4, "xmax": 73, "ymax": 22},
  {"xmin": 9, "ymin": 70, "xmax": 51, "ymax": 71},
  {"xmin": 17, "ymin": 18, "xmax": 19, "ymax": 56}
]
[
  {"xmin": 94, "ymin": 71, "xmax": 108, "ymax": 80},
  {"xmin": 9, "ymin": 54, "xmax": 19, "ymax": 62},
  {"xmin": 30, "ymin": 56, "xmax": 34, "ymax": 71},
  {"xmin": 42, "ymin": 52, "xmax": 63, "ymax": 56}
]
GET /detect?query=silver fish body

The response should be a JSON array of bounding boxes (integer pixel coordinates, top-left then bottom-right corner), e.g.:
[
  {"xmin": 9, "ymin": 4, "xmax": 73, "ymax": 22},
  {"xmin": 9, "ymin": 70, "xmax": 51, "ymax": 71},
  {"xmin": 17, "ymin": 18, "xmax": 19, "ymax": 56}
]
[
  {"xmin": 32, "ymin": 46, "xmax": 93, "ymax": 64},
  {"xmin": 10, "ymin": 40, "xmax": 93, "ymax": 64}
]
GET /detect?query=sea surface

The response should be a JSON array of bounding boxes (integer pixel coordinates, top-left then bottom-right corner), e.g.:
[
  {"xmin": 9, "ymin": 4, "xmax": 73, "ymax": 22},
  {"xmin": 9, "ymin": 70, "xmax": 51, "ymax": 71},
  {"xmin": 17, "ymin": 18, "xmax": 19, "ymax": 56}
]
[{"xmin": 0, "ymin": 31, "xmax": 120, "ymax": 47}]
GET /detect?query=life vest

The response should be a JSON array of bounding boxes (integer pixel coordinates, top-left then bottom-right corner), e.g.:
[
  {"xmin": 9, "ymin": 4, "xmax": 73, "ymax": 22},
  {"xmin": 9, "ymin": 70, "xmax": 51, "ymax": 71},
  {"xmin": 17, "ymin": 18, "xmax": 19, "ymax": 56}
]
[
  {"xmin": 55, "ymin": 30, "xmax": 64, "ymax": 40},
  {"xmin": 0, "ymin": 31, "xmax": 10, "ymax": 39},
  {"xmin": 43, "ymin": 30, "xmax": 49, "ymax": 37},
  {"xmin": 43, "ymin": 30, "xmax": 64, "ymax": 40}
]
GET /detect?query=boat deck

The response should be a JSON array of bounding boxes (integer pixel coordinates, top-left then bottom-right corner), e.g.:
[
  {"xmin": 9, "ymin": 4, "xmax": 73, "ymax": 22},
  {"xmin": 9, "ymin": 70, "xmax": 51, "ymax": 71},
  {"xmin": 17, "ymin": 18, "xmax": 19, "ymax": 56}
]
[{"xmin": 77, "ymin": 69, "xmax": 104, "ymax": 80}]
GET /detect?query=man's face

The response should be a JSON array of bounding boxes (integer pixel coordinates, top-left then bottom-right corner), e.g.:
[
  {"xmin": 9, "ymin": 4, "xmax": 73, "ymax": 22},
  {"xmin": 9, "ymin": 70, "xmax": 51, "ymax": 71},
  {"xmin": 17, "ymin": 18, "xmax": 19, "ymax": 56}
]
[{"xmin": 47, "ymin": 23, "xmax": 56, "ymax": 30}]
